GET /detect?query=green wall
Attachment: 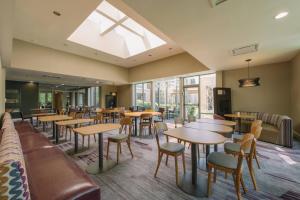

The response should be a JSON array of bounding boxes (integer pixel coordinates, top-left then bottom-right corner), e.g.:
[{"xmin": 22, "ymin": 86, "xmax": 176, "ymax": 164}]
[{"xmin": 6, "ymin": 80, "xmax": 39, "ymax": 115}]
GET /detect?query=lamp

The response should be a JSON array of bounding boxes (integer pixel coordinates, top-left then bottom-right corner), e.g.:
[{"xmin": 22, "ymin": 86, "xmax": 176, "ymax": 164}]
[{"xmin": 238, "ymin": 59, "xmax": 260, "ymax": 87}]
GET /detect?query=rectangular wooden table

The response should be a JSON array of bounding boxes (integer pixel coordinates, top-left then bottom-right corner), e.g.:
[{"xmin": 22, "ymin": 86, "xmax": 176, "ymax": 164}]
[
  {"xmin": 31, "ymin": 112, "xmax": 56, "ymax": 126},
  {"xmin": 73, "ymin": 123, "xmax": 121, "ymax": 174},
  {"xmin": 55, "ymin": 118, "xmax": 94, "ymax": 144},
  {"xmin": 185, "ymin": 122, "xmax": 233, "ymax": 137},
  {"xmin": 125, "ymin": 111, "xmax": 161, "ymax": 136},
  {"xmin": 39, "ymin": 115, "xmax": 73, "ymax": 141},
  {"xmin": 224, "ymin": 113, "xmax": 256, "ymax": 133},
  {"xmin": 164, "ymin": 127, "xmax": 226, "ymax": 197}
]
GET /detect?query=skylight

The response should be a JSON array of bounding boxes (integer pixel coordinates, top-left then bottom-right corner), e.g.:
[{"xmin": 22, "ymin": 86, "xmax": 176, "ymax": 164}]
[{"xmin": 67, "ymin": 0, "xmax": 166, "ymax": 58}]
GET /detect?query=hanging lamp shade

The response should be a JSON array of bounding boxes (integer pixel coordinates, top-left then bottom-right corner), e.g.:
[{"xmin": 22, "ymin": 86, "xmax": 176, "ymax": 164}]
[{"xmin": 238, "ymin": 59, "xmax": 260, "ymax": 87}]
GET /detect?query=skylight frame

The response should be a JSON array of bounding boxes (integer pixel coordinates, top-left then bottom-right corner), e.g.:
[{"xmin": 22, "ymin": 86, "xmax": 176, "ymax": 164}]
[{"xmin": 67, "ymin": 0, "xmax": 166, "ymax": 58}]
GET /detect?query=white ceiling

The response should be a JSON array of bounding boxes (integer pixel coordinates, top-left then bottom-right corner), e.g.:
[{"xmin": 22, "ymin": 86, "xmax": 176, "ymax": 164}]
[
  {"xmin": 120, "ymin": 0, "xmax": 300, "ymax": 70},
  {"xmin": 13, "ymin": 0, "xmax": 183, "ymax": 68}
]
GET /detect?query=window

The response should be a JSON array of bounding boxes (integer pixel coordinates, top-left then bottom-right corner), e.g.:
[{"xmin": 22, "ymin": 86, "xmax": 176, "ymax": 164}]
[
  {"xmin": 39, "ymin": 91, "xmax": 53, "ymax": 108},
  {"xmin": 68, "ymin": 0, "xmax": 166, "ymax": 58},
  {"xmin": 154, "ymin": 78, "xmax": 180, "ymax": 118},
  {"xmin": 200, "ymin": 74, "xmax": 216, "ymax": 118},
  {"xmin": 88, "ymin": 87, "xmax": 100, "ymax": 107},
  {"xmin": 134, "ymin": 83, "xmax": 152, "ymax": 108},
  {"xmin": 184, "ymin": 76, "xmax": 199, "ymax": 86}
]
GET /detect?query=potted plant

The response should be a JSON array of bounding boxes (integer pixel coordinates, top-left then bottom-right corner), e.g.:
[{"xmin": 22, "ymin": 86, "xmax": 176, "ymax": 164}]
[{"xmin": 187, "ymin": 106, "xmax": 196, "ymax": 122}]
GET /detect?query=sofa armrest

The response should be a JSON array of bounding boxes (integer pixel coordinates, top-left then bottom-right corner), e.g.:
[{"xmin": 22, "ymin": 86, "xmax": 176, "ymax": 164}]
[{"xmin": 279, "ymin": 118, "xmax": 293, "ymax": 148}]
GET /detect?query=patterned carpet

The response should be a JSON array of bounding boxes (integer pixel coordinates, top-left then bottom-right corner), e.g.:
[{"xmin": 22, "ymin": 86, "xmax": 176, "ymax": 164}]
[{"xmin": 38, "ymin": 123, "xmax": 300, "ymax": 200}]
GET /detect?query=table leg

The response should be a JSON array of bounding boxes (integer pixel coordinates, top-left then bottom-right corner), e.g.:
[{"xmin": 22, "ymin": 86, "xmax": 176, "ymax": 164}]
[
  {"xmin": 112, "ymin": 113, "xmax": 115, "ymax": 123},
  {"xmin": 214, "ymin": 144, "xmax": 218, "ymax": 152},
  {"xmin": 55, "ymin": 124, "xmax": 59, "ymax": 144},
  {"xmin": 238, "ymin": 118, "xmax": 242, "ymax": 134},
  {"xmin": 206, "ymin": 145, "xmax": 210, "ymax": 169},
  {"xmin": 86, "ymin": 133, "xmax": 116, "ymax": 174},
  {"xmin": 74, "ymin": 132, "xmax": 78, "ymax": 153},
  {"xmin": 134, "ymin": 117, "xmax": 138, "ymax": 136},
  {"xmin": 178, "ymin": 143, "xmax": 208, "ymax": 197},
  {"xmin": 52, "ymin": 121, "xmax": 55, "ymax": 139}
]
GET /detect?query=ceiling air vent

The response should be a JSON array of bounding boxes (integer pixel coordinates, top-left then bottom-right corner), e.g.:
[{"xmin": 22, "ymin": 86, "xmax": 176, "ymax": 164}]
[
  {"xmin": 232, "ymin": 43, "xmax": 259, "ymax": 56},
  {"xmin": 209, "ymin": 0, "xmax": 228, "ymax": 7}
]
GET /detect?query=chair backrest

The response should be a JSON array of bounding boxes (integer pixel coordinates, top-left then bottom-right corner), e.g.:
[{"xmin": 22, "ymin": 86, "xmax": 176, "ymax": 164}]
[
  {"xmin": 69, "ymin": 111, "xmax": 77, "ymax": 118},
  {"xmin": 75, "ymin": 112, "xmax": 84, "ymax": 119},
  {"xmin": 250, "ymin": 120, "xmax": 262, "ymax": 133},
  {"xmin": 252, "ymin": 125, "xmax": 263, "ymax": 139},
  {"xmin": 174, "ymin": 117, "xmax": 184, "ymax": 128},
  {"xmin": 154, "ymin": 122, "xmax": 168, "ymax": 148},
  {"xmin": 239, "ymin": 133, "xmax": 254, "ymax": 151},
  {"xmin": 140, "ymin": 113, "xmax": 152, "ymax": 121},
  {"xmin": 95, "ymin": 113, "xmax": 103, "ymax": 123},
  {"xmin": 144, "ymin": 108, "xmax": 154, "ymax": 112},
  {"xmin": 120, "ymin": 117, "xmax": 132, "ymax": 135},
  {"xmin": 158, "ymin": 107, "xmax": 165, "ymax": 113}
]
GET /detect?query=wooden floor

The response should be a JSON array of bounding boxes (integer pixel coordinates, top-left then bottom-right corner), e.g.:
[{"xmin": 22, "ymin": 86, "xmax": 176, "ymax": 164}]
[{"xmin": 40, "ymin": 123, "xmax": 300, "ymax": 200}]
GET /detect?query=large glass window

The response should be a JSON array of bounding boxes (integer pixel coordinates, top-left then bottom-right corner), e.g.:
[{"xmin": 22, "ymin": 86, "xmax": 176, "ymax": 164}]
[
  {"xmin": 39, "ymin": 91, "xmax": 53, "ymax": 108},
  {"xmin": 200, "ymin": 74, "xmax": 216, "ymax": 118},
  {"xmin": 134, "ymin": 82, "xmax": 152, "ymax": 108},
  {"xmin": 154, "ymin": 78, "xmax": 180, "ymax": 118},
  {"xmin": 183, "ymin": 74, "xmax": 216, "ymax": 120}
]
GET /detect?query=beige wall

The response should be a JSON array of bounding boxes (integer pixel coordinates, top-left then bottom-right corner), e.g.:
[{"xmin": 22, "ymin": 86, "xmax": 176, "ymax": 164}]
[
  {"xmin": 222, "ymin": 62, "xmax": 291, "ymax": 115},
  {"xmin": 291, "ymin": 53, "xmax": 300, "ymax": 133},
  {"xmin": 117, "ymin": 84, "xmax": 132, "ymax": 108},
  {"xmin": 0, "ymin": 58, "xmax": 5, "ymax": 114},
  {"xmin": 128, "ymin": 53, "xmax": 208, "ymax": 83},
  {"xmin": 100, "ymin": 85, "xmax": 117, "ymax": 108},
  {"xmin": 11, "ymin": 39, "xmax": 129, "ymax": 84}
]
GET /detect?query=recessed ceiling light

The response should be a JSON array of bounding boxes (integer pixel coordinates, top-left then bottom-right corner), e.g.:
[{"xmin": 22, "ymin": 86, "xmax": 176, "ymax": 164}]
[
  {"xmin": 275, "ymin": 11, "xmax": 288, "ymax": 19},
  {"xmin": 53, "ymin": 11, "xmax": 61, "ymax": 16},
  {"xmin": 148, "ymin": 54, "xmax": 152, "ymax": 57},
  {"xmin": 61, "ymin": 84, "xmax": 65, "ymax": 86},
  {"xmin": 29, "ymin": 81, "xmax": 34, "ymax": 83},
  {"xmin": 63, "ymin": 43, "xmax": 68, "ymax": 46},
  {"xmin": 169, "ymin": 47, "xmax": 173, "ymax": 50}
]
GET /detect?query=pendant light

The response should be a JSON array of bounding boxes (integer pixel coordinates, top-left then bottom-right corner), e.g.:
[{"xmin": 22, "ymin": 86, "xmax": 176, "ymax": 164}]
[{"xmin": 238, "ymin": 59, "xmax": 260, "ymax": 87}]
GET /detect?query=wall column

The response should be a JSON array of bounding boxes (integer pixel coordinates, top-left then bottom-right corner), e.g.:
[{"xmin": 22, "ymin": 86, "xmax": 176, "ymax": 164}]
[{"xmin": 0, "ymin": 66, "xmax": 6, "ymax": 114}]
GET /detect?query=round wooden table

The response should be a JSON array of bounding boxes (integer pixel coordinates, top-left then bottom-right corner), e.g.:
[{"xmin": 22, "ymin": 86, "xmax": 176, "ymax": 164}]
[
  {"xmin": 164, "ymin": 127, "xmax": 226, "ymax": 197},
  {"xmin": 224, "ymin": 113, "xmax": 256, "ymax": 133}
]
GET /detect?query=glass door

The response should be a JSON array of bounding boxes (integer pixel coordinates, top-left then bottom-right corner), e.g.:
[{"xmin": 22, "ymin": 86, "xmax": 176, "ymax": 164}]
[{"xmin": 184, "ymin": 87, "xmax": 199, "ymax": 120}]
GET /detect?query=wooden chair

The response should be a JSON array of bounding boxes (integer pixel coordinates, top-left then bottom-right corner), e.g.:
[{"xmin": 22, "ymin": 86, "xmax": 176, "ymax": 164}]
[
  {"xmin": 93, "ymin": 112, "xmax": 103, "ymax": 124},
  {"xmin": 207, "ymin": 134, "xmax": 254, "ymax": 200},
  {"xmin": 101, "ymin": 109, "xmax": 111, "ymax": 123},
  {"xmin": 106, "ymin": 117, "xmax": 134, "ymax": 164},
  {"xmin": 139, "ymin": 113, "xmax": 153, "ymax": 136},
  {"xmin": 64, "ymin": 111, "xmax": 77, "ymax": 140},
  {"xmin": 224, "ymin": 131, "xmax": 260, "ymax": 191},
  {"xmin": 153, "ymin": 122, "xmax": 186, "ymax": 185},
  {"xmin": 158, "ymin": 107, "xmax": 165, "ymax": 121},
  {"xmin": 232, "ymin": 120, "xmax": 263, "ymax": 169}
]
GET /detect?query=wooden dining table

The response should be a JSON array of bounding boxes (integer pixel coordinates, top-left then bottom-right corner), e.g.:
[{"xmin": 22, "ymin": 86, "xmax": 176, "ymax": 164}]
[
  {"xmin": 55, "ymin": 118, "xmax": 94, "ymax": 144},
  {"xmin": 73, "ymin": 123, "xmax": 120, "ymax": 174},
  {"xmin": 185, "ymin": 122, "xmax": 233, "ymax": 138},
  {"xmin": 224, "ymin": 113, "xmax": 256, "ymax": 133},
  {"xmin": 31, "ymin": 112, "xmax": 56, "ymax": 126},
  {"xmin": 125, "ymin": 111, "xmax": 161, "ymax": 136},
  {"xmin": 164, "ymin": 127, "xmax": 226, "ymax": 197},
  {"xmin": 196, "ymin": 118, "xmax": 236, "ymax": 127},
  {"xmin": 39, "ymin": 115, "xmax": 73, "ymax": 140}
]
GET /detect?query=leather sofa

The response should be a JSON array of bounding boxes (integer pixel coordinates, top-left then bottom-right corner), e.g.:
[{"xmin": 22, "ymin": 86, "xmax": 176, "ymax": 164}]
[{"xmin": 1, "ymin": 115, "xmax": 100, "ymax": 200}]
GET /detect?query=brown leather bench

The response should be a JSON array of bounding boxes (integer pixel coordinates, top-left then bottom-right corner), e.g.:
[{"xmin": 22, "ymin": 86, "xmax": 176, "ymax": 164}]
[{"xmin": 14, "ymin": 121, "xmax": 100, "ymax": 200}]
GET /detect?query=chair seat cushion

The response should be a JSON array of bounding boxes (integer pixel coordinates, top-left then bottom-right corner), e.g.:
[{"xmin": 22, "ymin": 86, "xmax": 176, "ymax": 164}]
[
  {"xmin": 232, "ymin": 134, "xmax": 243, "ymax": 141},
  {"xmin": 160, "ymin": 142, "xmax": 185, "ymax": 153},
  {"xmin": 108, "ymin": 134, "xmax": 128, "ymax": 142},
  {"xmin": 208, "ymin": 152, "xmax": 237, "ymax": 169},
  {"xmin": 224, "ymin": 142, "xmax": 250, "ymax": 154}
]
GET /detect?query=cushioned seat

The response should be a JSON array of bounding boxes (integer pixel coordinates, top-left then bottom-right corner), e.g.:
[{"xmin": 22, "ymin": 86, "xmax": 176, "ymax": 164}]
[
  {"xmin": 224, "ymin": 142, "xmax": 250, "ymax": 154},
  {"xmin": 160, "ymin": 142, "xmax": 185, "ymax": 153},
  {"xmin": 108, "ymin": 134, "xmax": 128, "ymax": 142},
  {"xmin": 207, "ymin": 152, "xmax": 238, "ymax": 169},
  {"xmin": 232, "ymin": 134, "xmax": 243, "ymax": 141},
  {"xmin": 260, "ymin": 123, "xmax": 279, "ymax": 144}
]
